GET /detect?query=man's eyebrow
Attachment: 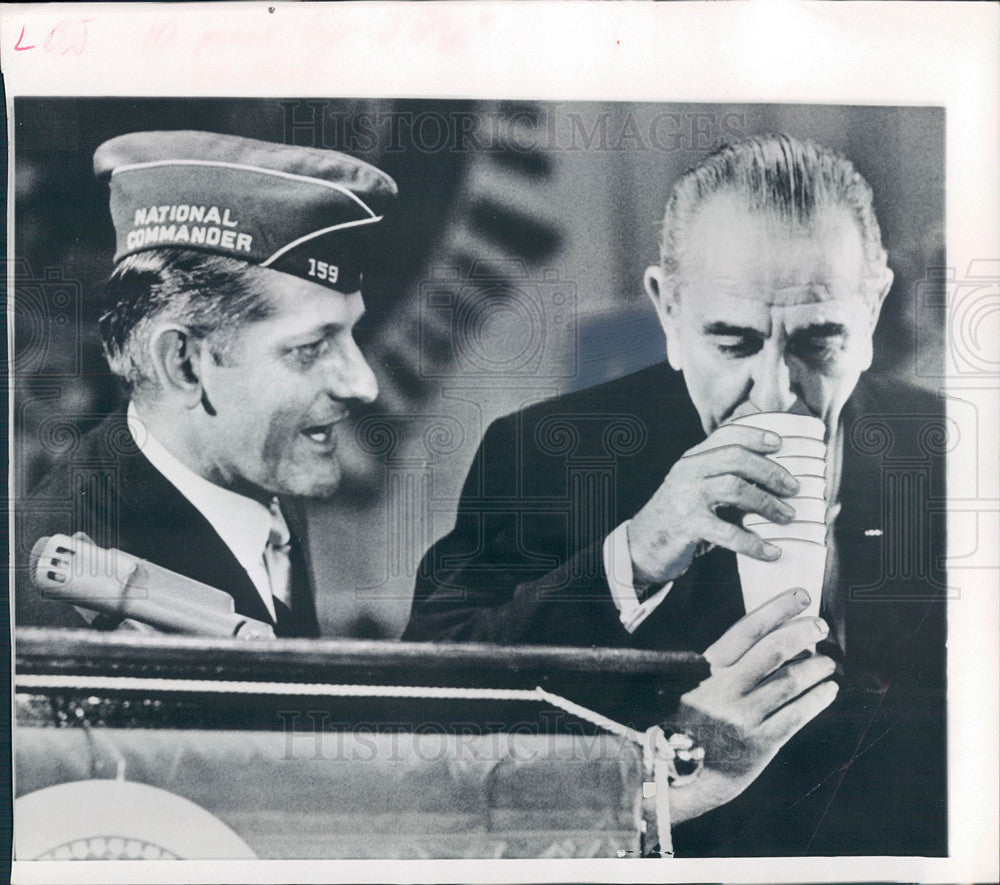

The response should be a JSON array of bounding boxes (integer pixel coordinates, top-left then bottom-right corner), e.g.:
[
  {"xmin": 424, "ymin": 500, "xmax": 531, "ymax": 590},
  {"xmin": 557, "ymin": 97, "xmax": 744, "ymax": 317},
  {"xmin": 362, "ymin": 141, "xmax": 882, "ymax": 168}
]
[
  {"xmin": 703, "ymin": 322, "xmax": 764, "ymax": 337},
  {"xmin": 287, "ymin": 313, "xmax": 365, "ymax": 341},
  {"xmin": 701, "ymin": 321, "xmax": 849, "ymax": 337},
  {"xmin": 790, "ymin": 322, "xmax": 847, "ymax": 337}
]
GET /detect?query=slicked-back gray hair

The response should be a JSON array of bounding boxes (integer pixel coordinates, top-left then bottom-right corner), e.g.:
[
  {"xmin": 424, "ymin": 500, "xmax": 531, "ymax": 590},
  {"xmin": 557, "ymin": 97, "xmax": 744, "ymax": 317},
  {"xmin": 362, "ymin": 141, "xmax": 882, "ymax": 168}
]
[{"xmin": 659, "ymin": 133, "xmax": 891, "ymax": 297}]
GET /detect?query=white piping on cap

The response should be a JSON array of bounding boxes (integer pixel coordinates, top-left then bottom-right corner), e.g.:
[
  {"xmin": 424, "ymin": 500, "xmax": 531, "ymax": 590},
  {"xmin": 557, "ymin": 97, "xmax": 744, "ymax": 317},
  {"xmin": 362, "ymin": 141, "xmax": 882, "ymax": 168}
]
[
  {"xmin": 260, "ymin": 215, "xmax": 383, "ymax": 267},
  {"xmin": 112, "ymin": 159, "xmax": 378, "ymax": 217}
]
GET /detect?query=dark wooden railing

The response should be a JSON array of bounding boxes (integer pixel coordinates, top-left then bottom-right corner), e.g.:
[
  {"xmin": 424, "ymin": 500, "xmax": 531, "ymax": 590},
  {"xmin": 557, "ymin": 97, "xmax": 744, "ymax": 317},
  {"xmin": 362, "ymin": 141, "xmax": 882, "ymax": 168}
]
[{"xmin": 15, "ymin": 629, "xmax": 708, "ymax": 732}]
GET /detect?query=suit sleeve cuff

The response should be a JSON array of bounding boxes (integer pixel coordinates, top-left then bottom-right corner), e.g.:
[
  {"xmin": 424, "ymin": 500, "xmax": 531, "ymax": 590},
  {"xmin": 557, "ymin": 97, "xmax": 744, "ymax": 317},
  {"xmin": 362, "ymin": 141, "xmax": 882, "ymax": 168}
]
[{"xmin": 603, "ymin": 520, "xmax": 673, "ymax": 634}]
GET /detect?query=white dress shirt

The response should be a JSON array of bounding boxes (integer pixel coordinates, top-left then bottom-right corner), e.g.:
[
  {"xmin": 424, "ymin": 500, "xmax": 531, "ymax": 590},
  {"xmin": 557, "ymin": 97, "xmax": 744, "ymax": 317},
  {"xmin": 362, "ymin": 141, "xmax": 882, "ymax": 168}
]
[
  {"xmin": 603, "ymin": 521, "xmax": 674, "ymax": 632},
  {"xmin": 127, "ymin": 402, "xmax": 279, "ymax": 621}
]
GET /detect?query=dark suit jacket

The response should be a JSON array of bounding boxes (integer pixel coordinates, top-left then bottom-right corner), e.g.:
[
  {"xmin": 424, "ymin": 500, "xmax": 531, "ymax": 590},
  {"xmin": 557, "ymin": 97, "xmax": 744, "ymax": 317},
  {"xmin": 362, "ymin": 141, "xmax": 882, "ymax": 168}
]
[
  {"xmin": 404, "ymin": 363, "xmax": 947, "ymax": 856},
  {"xmin": 15, "ymin": 411, "xmax": 320, "ymax": 638}
]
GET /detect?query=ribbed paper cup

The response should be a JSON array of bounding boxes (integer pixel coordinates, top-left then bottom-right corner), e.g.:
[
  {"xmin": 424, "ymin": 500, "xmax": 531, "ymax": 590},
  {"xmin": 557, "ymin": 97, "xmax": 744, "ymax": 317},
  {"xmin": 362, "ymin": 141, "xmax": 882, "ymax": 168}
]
[
  {"xmin": 791, "ymin": 475, "xmax": 826, "ymax": 500},
  {"xmin": 729, "ymin": 411, "xmax": 826, "ymax": 440},
  {"xmin": 769, "ymin": 436, "xmax": 827, "ymax": 459},
  {"xmin": 729, "ymin": 411, "xmax": 828, "ymax": 618},
  {"xmin": 745, "ymin": 496, "xmax": 828, "ymax": 526},
  {"xmin": 749, "ymin": 521, "xmax": 827, "ymax": 545},
  {"xmin": 736, "ymin": 540, "xmax": 826, "ymax": 619},
  {"xmin": 771, "ymin": 455, "xmax": 826, "ymax": 478}
]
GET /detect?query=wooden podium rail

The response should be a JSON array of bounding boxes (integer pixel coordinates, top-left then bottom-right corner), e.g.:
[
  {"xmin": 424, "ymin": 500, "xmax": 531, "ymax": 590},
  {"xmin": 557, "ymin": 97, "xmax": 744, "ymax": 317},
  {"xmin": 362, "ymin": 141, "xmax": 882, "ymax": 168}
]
[
  {"xmin": 14, "ymin": 630, "xmax": 708, "ymax": 857},
  {"xmin": 15, "ymin": 628, "xmax": 708, "ymax": 731}
]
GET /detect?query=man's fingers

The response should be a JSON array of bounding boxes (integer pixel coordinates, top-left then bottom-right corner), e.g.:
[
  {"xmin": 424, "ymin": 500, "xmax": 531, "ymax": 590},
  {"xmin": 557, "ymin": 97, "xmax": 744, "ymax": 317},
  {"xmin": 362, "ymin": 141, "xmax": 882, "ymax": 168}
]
[
  {"xmin": 707, "ymin": 448, "xmax": 800, "ymax": 498},
  {"xmin": 702, "ymin": 516, "xmax": 781, "ymax": 562},
  {"xmin": 703, "ymin": 588, "xmax": 810, "ymax": 668},
  {"xmin": 757, "ymin": 679, "xmax": 840, "ymax": 746},
  {"xmin": 745, "ymin": 653, "xmax": 837, "ymax": 724},
  {"xmin": 733, "ymin": 616, "xmax": 830, "ymax": 691},
  {"xmin": 706, "ymin": 474, "xmax": 795, "ymax": 524}
]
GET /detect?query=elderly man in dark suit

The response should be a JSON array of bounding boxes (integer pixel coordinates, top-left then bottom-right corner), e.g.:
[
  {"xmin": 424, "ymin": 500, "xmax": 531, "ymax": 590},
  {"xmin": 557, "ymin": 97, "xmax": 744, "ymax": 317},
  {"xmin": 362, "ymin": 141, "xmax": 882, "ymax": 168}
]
[
  {"xmin": 17, "ymin": 130, "xmax": 397, "ymax": 638},
  {"xmin": 405, "ymin": 134, "xmax": 947, "ymax": 855}
]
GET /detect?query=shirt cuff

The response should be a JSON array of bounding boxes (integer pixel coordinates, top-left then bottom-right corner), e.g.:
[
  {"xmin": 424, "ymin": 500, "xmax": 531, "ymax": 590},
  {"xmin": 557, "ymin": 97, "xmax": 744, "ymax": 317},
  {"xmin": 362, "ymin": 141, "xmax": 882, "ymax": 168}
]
[{"xmin": 603, "ymin": 520, "xmax": 673, "ymax": 634}]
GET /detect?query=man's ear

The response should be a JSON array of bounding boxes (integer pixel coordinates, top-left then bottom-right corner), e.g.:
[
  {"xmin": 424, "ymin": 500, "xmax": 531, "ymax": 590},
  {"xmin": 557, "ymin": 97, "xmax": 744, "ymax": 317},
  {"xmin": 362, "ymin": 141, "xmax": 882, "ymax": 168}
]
[
  {"xmin": 860, "ymin": 267, "xmax": 894, "ymax": 371},
  {"xmin": 147, "ymin": 324, "xmax": 207, "ymax": 409},
  {"xmin": 870, "ymin": 267, "xmax": 893, "ymax": 328},
  {"xmin": 644, "ymin": 265, "xmax": 684, "ymax": 372}
]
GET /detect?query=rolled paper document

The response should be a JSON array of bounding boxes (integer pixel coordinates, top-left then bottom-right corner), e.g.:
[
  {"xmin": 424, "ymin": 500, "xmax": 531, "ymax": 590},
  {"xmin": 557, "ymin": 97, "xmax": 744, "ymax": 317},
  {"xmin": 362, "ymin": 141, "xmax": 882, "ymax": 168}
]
[{"xmin": 728, "ymin": 411, "xmax": 829, "ymax": 619}]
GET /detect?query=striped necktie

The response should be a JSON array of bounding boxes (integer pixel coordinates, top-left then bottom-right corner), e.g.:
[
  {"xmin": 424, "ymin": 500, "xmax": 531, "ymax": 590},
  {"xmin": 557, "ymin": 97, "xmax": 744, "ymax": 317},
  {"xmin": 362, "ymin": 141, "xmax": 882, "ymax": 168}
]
[{"xmin": 263, "ymin": 498, "xmax": 293, "ymax": 613}]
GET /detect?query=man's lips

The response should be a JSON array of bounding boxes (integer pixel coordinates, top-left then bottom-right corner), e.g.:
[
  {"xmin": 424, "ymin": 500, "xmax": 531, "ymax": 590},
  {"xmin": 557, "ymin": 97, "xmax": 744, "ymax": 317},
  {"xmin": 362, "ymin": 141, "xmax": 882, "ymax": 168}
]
[{"xmin": 300, "ymin": 416, "xmax": 347, "ymax": 445}]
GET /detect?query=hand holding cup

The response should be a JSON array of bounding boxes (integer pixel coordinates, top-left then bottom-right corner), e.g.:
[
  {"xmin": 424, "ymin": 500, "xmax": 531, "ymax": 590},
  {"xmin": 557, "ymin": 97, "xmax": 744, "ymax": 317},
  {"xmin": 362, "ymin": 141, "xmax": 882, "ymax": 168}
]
[
  {"xmin": 668, "ymin": 588, "xmax": 838, "ymax": 824},
  {"xmin": 627, "ymin": 423, "xmax": 802, "ymax": 586}
]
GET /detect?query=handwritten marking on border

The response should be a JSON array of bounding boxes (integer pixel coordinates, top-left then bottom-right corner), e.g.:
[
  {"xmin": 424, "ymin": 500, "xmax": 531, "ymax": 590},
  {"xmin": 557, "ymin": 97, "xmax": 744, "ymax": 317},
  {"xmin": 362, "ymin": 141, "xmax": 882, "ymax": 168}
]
[{"xmin": 13, "ymin": 18, "xmax": 94, "ymax": 57}]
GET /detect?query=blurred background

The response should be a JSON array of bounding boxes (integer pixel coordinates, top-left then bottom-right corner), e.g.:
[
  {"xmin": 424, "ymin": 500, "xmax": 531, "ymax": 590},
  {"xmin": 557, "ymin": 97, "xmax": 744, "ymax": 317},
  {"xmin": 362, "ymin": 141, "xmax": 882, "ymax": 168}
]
[{"xmin": 12, "ymin": 98, "xmax": 945, "ymax": 637}]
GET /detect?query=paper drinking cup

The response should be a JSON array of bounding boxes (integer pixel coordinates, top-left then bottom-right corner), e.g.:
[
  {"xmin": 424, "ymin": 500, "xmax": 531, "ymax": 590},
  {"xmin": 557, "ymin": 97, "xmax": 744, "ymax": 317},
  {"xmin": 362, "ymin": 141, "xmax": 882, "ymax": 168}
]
[
  {"xmin": 729, "ymin": 411, "xmax": 826, "ymax": 442},
  {"xmin": 747, "ymin": 520, "xmax": 827, "ymax": 545},
  {"xmin": 769, "ymin": 436, "xmax": 827, "ymax": 459},
  {"xmin": 772, "ymin": 455, "xmax": 827, "ymax": 478},
  {"xmin": 728, "ymin": 412, "xmax": 829, "ymax": 619},
  {"xmin": 789, "ymin": 475, "xmax": 826, "ymax": 500},
  {"xmin": 744, "ymin": 496, "xmax": 828, "ymax": 527},
  {"xmin": 736, "ymin": 539, "xmax": 826, "ymax": 620}
]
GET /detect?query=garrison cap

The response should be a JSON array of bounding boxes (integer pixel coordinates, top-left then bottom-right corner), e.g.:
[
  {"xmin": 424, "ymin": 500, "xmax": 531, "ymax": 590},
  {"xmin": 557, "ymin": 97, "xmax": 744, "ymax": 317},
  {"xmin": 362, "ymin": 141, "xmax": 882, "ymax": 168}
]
[{"xmin": 94, "ymin": 130, "xmax": 397, "ymax": 293}]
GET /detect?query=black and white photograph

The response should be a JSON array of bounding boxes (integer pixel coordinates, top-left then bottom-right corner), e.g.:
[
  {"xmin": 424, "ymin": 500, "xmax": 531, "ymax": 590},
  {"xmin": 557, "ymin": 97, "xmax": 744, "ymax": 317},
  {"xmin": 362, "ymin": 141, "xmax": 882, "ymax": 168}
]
[{"xmin": 3, "ymin": 4, "xmax": 998, "ymax": 884}]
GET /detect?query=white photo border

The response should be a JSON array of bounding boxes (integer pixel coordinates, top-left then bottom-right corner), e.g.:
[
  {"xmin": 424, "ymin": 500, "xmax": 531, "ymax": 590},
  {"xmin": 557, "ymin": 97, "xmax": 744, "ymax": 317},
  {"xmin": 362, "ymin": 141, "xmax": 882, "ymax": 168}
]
[{"xmin": 3, "ymin": 2, "xmax": 998, "ymax": 883}]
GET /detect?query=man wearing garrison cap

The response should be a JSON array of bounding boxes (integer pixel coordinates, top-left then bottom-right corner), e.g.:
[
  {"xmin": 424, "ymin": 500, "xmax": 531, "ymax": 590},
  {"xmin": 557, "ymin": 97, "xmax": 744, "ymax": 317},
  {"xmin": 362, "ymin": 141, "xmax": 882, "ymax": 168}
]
[{"xmin": 17, "ymin": 131, "xmax": 397, "ymax": 637}]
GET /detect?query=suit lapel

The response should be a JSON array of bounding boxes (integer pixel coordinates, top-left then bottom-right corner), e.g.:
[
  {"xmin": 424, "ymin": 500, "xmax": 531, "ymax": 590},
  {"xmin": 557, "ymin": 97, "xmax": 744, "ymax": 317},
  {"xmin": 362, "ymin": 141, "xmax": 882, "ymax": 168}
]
[
  {"xmin": 107, "ymin": 413, "xmax": 276, "ymax": 627},
  {"xmin": 834, "ymin": 380, "xmax": 901, "ymax": 679}
]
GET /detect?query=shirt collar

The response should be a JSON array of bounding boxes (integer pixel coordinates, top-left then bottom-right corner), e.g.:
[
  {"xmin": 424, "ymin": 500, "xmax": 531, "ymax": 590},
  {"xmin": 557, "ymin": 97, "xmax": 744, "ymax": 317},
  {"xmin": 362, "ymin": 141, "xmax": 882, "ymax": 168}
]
[{"xmin": 126, "ymin": 402, "xmax": 274, "ymax": 573}]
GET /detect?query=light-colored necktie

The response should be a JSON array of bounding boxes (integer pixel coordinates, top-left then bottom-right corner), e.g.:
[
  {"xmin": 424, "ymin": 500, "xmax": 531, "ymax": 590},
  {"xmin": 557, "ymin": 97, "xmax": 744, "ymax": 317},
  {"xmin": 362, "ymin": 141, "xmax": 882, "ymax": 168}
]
[{"xmin": 263, "ymin": 498, "xmax": 293, "ymax": 612}]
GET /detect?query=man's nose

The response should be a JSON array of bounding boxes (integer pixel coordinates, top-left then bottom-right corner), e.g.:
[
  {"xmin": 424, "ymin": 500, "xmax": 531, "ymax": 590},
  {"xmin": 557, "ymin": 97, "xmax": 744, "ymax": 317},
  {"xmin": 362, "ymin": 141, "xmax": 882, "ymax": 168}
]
[
  {"xmin": 749, "ymin": 347, "xmax": 798, "ymax": 413},
  {"xmin": 327, "ymin": 340, "xmax": 379, "ymax": 404}
]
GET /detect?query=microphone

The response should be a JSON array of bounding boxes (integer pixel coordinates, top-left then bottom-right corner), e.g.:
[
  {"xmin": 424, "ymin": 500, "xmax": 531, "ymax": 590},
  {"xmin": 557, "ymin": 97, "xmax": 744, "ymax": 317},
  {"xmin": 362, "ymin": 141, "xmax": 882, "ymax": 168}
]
[{"xmin": 29, "ymin": 533, "xmax": 275, "ymax": 639}]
